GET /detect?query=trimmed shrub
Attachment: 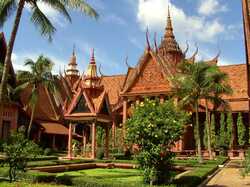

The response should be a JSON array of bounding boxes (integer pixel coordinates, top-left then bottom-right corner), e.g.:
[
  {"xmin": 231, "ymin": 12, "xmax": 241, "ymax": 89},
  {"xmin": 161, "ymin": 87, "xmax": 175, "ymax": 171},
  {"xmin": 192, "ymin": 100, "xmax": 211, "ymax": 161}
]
[
  {"xmin": 55, "ymin": 174, "xmax": 72, "ymax": 185},
  {"xmin": 43, "ymin": 148, "xmax": 53, "ymax": 156},
  {"xmin": 97, "ymin": 148, "xmax": 104, "ymax": 160}
]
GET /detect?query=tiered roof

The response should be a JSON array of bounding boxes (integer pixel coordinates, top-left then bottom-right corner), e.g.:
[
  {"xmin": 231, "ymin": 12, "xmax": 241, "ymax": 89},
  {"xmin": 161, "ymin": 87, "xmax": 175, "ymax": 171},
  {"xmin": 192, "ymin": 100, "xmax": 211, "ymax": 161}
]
[{"xmin": 64, "ymin": 50, "xmax": 112, "ymax": 123}]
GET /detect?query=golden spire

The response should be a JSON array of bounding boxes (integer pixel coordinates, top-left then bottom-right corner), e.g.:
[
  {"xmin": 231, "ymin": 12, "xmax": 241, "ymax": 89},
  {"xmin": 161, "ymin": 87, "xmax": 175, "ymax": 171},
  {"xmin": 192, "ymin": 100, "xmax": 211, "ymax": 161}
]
[
  {"xmin": 84, "ymin": 48, "xmax": 98, "ymax": 88},
  {"xmin": 66, "ymin": 45, "xmax": 79, "ymax": 76}
]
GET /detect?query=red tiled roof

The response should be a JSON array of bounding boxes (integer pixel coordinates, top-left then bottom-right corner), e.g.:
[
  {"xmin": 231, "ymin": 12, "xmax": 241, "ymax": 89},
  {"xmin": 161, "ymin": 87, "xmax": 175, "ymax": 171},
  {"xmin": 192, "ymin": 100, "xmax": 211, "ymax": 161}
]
[
  {"xmin": 219, "ymin": 64, "xmax": 248, "ymax": 99},
  {"xmin": 39, "ymin": 122, "xmax": 69, "ymax": 135},
  {"xmin": 100, "ymin": 75, "xmax": 126, "ymax": 107}
]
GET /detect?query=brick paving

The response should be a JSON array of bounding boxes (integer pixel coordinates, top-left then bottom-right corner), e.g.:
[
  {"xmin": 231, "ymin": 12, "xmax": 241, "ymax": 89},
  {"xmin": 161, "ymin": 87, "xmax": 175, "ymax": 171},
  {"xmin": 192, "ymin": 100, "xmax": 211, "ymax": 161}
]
[{"xmin": 205, "ymin": 160, "xmax": 250, "ymax": 187}]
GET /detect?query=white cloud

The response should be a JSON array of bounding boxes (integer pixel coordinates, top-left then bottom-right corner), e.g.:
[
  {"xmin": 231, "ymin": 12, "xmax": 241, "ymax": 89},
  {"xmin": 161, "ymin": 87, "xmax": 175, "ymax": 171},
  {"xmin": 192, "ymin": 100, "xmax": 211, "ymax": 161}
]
[
  {"xmin": 198, "ymin": 0, "xmax": 228, "ymax": 16},
  {"xmin": 11, "ymin": 52, "xmax": 67, "ymax": 74},
  {"xmin": 136, "ymin": 0, "xmax": 225, "ymax": 44}
]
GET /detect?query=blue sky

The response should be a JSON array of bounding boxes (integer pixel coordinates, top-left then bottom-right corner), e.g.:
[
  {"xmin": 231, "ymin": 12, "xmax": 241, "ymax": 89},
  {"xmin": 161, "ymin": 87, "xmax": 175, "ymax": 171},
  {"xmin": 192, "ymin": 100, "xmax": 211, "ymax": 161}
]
[{"xmin": 1, "ymin": 0, "xmax": 245, "ymax": 75}]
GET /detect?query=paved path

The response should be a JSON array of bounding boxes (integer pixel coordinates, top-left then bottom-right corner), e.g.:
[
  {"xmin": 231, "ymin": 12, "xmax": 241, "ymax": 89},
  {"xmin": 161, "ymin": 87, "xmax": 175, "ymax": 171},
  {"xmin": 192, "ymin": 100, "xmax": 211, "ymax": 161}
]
[{"xmin": 205, "ymin": 160, "xmax": 250, "ymax": 187}]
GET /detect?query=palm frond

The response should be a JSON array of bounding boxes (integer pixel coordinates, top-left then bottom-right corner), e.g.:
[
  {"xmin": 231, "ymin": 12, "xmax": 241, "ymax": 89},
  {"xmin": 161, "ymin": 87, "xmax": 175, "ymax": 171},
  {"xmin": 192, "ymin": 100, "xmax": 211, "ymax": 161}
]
[
  {"xmin": 61, "ymin": 0, "xmax": 98, "ymax": 19},
  {"xmin": 0, "ymin": 0, "xmax": 16, "ymax": 27},
  {"xmin": 42, "ymin": 0, "xmax": 72, "ymax": 22},
  {"xmin": 30, "ymin": 3, "xmax": 56, "ymax": 41}
]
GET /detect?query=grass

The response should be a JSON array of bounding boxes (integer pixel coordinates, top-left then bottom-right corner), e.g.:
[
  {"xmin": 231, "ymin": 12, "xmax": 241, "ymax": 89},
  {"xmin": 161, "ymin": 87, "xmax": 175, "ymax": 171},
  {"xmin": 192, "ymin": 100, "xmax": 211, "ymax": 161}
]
[
  {"xmin": 0, "ymin": 157, "xmax": 228, "ymax": 187},
  {"xmin": 0, "ymin": 182, "xmax": 65, "ymax": 187}
]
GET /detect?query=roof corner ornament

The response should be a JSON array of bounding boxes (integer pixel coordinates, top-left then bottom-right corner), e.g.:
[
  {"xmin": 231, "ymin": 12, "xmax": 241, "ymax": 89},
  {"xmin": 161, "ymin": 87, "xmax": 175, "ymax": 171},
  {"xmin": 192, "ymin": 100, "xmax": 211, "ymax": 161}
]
[
  {"xmin": 154, "ymin": 32, "xmax": 158, "ymax": 53},
  {"xmin": 190, "ymin": 43, "xmax": 199, "ymax": 62},
  {"xmin": 98, "ymin": 64, "xmax": 104, "ymax": 76},
  {"xmin": 146, "ymin": 27, "xmax": 151, "ymax": 52},
  {"xmin": 184, "ymin": 40, "xmax": 189, "ymax": 56},
  {"xmin": 125, "ymin": 56, "xmax": 130, "ymax": 68}
]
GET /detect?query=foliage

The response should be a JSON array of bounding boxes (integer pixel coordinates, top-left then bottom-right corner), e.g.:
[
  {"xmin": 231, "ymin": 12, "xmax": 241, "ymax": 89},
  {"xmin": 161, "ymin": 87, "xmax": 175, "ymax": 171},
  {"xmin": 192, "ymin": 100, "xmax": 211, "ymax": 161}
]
[
  {"xmin": 0, "ymin": 0, "xmax": 98, "ymax": 41},
  {"xmin": 210, "ymin": 113, "xmax": 216, "ymax": 149},
  {"xmin": 97, "ymin": 126, "xmax": 104, "ymax": 147},
  {"xmin": 203, "ymin": 121, "xmax": 208, "ymax": 149},
  {"xmin": 219, "ymin": 113, "xmax": 227, "ymax": 150},
  {"xmin": 2, "ymin": 128, "xmax": 40, "ymax": 182},
  {"xmin": 16, "ymin": 55, "xmax": 57, "ymax": 137},
  {"xmin": 43, "ymin": 148, "xmax": 53, "ymax": 156},
  {"xmin": 241, "ymin": 149, "xmax": 250, "ymax": 177},
  {"xmin": 72, "ymin": 139, "xmax": 81, "ymax": 157},
  {"xmin": 237, "ymin": 113, "xmax": 246, "ymax": 146},
  {"xmin": 226, "ymin": 112, "xmax": 233, "ymax": 148},
  {"xmin": 96, "ymin": 148, "xmax": 104, "ymax": 160},
  {"xmin": 126, "ymin": 98, "xmax": 188, "ymax": 185}
]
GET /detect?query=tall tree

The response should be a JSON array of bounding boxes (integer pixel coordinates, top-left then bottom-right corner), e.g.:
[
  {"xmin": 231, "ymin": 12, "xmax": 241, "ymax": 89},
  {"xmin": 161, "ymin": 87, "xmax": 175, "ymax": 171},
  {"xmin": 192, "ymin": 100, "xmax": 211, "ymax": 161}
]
[
  {"xmin": 172, "ymin": 61, "xmax": 212, "ymax": 163},
  {"xmin": 226, "ymin": 112, "xmax": 233, "ymax": 149},
  {"xmin": 0, "ymin": 0, "xmax": 98, "ymax": 113},
  {"xmin": 16, "ymin": 55, "xmax": 57, "ymax": 137},
  {"xmin": 237, "ymin": 113, "xmax": 245, "ymax": 147},
  {"xmin": 219, "ymin": 113, "xmax": 227, "ymax": 149},
  {"xmin": 203, "ymin": 66, "xmax": 232, "ymax": 159}
]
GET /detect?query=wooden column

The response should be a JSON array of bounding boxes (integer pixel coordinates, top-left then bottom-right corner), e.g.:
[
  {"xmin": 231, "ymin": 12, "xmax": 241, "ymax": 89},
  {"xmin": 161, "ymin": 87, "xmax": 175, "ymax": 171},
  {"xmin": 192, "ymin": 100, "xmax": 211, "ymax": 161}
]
[
  {"xmin": 82, "ymin": 127, "xmax": 87, "ymax": 156},
  {"xmin": 112, "ymin": 120, "xmax": 116, "ymax": 148},
  {"xmin": 105, "ymin": 127, "xmax": 109, "ymax": 159},
  {"xmin": 122, "ymin": 99, "xmax": 127, "ymax": 148},
  {"xmin": 91, "ymin": 122, "xmax": 97, "ymax": 159},
  {"xmin": 67, "ymin": 123, "xmax": 73, "ymax": 159}
]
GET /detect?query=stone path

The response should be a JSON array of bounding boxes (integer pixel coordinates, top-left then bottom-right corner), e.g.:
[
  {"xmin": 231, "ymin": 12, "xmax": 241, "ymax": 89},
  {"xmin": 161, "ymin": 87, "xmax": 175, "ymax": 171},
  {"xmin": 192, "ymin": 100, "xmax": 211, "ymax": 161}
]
[{"xmin": 205, "ymin": 160, "xmax": 250, "ymax": 187}]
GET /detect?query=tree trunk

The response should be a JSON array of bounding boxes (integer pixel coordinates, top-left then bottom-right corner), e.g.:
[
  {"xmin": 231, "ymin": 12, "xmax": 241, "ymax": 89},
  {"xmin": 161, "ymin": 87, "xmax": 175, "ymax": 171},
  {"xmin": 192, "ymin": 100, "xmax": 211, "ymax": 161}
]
[
  {"xmin": 0, "ymin": 0, "xmax": 25, "ymax": 123},
  {"xmin": 205, "ymin": 100, "xmax": 213, "ymax": 159},
  {"xmin": 195, "ymin": 101, "xmax": 203, "ymax": 163},
  {"xmin": 27, "ymin": 103, "xmax": 36, "ymax": 138}
]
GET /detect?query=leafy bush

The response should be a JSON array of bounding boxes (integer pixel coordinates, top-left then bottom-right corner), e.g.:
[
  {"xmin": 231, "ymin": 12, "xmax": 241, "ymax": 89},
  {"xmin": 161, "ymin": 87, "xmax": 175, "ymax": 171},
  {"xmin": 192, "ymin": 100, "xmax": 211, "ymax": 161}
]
[
  {"xmin": 43, "ymin": 148, "xmax": 53, "ymax": 156},
  {"xmin": 241, "ymin": 149, "xmax": 250, "ymax": 177},
  {"xmin": 2, "ymin": 128, "xmax": 41, "ymax": 182},
  {"xmin": 97, "ymin": 148, "xmax": 104, "ymax": 159},
  {"xmin": 23, "ymin": 171, "xmax": 55, "ymax": 183},
  {"xmin": 55, "ymin": 174, "xmax": 72, "ymax": 185},
  {"xmin": 126, "ymin": 99, "xmax": 188, "ymax": 185}
]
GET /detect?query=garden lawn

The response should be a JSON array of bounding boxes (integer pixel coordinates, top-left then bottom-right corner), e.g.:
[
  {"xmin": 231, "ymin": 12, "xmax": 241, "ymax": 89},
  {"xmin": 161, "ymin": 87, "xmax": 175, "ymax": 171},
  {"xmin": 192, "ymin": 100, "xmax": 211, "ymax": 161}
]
[
  {"xmin": 0, "ymin": 182, "xmax": 65, "ymax": 187},
  {"xmin": 0, "ymin": 157, "xmax": 228, "ymax": 187}
]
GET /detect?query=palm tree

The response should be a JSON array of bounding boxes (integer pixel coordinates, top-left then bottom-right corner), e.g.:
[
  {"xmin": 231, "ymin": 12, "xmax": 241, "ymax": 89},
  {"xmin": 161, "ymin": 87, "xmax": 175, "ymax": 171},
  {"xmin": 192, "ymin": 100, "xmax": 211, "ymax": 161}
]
[
  {"xmin": 0, "ymin": 0, "xmax": 98, "ymax": 107},
  {"xmin": 16, "ymin": 55, "xmax": 57, "ymax": 138},
  {"xmin": 202, "ymin": 66, "xmax": 232, "ymax": 159},
  {"xmin": 172, "ymin": 61, "xmax": 212, "ymax": 163}
]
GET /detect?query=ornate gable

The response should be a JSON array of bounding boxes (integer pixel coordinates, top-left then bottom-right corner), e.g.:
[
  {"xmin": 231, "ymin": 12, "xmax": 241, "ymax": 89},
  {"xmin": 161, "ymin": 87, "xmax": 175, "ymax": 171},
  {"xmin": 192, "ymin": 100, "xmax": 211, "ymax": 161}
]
[{"xmin": 127, "ymin": 54, "xmax": 171, "ymax": 94}]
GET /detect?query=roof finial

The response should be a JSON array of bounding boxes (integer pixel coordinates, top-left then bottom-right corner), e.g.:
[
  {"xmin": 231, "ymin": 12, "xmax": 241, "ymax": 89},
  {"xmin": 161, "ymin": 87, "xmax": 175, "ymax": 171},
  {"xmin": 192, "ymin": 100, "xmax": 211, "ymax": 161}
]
[
  {"xmin": 165, "ymin": 4, "xmax": 174, "ymax": 39},
  {"xmin": 73, "ymin": 44, "xmax": 76, "ymax": 56},
  {"xmin": 90, "ymin": 48, "xmax": 95, "ymax": 64},
  {"xmin": 146, "ymin": 27, "xmax": 151, "ymax": 51}
]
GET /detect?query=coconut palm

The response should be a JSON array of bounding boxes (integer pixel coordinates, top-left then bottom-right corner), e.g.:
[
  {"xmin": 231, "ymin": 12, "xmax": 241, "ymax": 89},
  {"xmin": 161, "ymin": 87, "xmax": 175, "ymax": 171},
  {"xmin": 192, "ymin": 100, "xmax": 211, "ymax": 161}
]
[
  {"xmin": 202, "ymin": 66, "xmax": 232, "ymax": 159},
  {"xmin": 0, "ymin": 0, "xmax": 98, "ymax": 105},
  {"xmin": 172, "ymin": 61, "xmax": 212, "ymax": 163},
  {"xmin": 16, "ymin": 55, "xmax": 57, "ymax": 138}
]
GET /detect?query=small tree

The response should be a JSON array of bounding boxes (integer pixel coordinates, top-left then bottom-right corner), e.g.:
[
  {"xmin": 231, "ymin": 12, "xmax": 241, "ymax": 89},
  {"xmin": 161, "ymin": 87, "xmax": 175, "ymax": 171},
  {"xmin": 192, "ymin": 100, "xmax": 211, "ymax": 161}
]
[
  {"xmin": 237, "ymin": 113, "xmax": 245, "ymax": 147},
  {"xmin": 226, "ymin": 112, "xmax": 233, "ymax": 148},
  {"xmin": 126, "ymin": 99, "xmax": 187, "ymax": 185},
  {"xmin": 2, "ymin": 127, "xmax": 40, "ymax": 182},
  {"xmin": 219, "ymin": 113, "xmax": 227, "ymax": 150}
]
